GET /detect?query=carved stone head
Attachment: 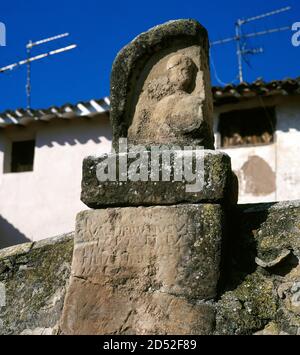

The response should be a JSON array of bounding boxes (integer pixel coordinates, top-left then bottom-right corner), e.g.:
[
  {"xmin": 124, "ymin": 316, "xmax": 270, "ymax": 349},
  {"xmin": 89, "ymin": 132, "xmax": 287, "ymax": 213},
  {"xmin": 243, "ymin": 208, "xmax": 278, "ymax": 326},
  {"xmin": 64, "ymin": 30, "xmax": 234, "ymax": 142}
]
[{"xmin": 166, "ymin": 54, "xmax": 197, "ymax": 92}]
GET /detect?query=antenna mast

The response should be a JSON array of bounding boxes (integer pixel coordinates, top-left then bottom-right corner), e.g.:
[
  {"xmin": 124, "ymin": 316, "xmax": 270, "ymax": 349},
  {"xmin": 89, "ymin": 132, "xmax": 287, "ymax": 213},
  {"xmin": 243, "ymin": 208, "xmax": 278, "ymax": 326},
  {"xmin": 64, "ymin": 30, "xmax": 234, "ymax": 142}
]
[
  {"xmin": 0, "ymin": 32, "xmax": 76, "ymax": 108},
  {"xmin": 211, "ymin": 6, "xmax": 292, "ymax": 83}
]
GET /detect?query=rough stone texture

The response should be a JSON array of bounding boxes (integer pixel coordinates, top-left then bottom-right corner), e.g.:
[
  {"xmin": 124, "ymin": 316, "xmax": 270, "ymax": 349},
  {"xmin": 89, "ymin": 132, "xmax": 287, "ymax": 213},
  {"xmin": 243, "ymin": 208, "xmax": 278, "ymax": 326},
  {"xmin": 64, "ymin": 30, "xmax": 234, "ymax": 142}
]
[
  {"xmin": 215, "ymin": 200, "xmax": 300, "ymax": 335},
  {"xmin": 60, "ymin": 204, "xmax": 223, "ymax": 335},
  {"xmin": 81, "ymin": 150, "xmax": 238, "ymax": 208},
  {"xmin": 0, "ymin": 233, "xmax": 73, "ymax": 335},
  {"xmin": 110, "ymin": 19, "xmax": 214, "ymax": 149},
  {"xmin": 1, "ymin": 200, "xmax": 300, "ymax": 334}
]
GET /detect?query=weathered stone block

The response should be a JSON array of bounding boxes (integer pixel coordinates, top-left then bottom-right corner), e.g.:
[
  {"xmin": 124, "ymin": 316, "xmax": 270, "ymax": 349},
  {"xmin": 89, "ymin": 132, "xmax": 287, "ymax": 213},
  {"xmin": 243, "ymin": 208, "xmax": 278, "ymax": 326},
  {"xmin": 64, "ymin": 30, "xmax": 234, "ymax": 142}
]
[
  {"xmin": 81, "ymin": 150, "xmax": 237, "ymax": 208},
  {"xmin": 60, "ymin": 204, "xmax": 224, "ymax": 334}
]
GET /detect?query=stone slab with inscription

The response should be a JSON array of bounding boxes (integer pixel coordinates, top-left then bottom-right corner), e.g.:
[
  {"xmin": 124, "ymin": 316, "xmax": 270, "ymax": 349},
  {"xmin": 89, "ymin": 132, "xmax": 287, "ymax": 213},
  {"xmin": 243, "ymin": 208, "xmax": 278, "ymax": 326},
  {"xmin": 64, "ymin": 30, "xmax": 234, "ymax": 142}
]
[{"xmin": 60, "ymin": 204, "xmax": 222, "ymax": 335}]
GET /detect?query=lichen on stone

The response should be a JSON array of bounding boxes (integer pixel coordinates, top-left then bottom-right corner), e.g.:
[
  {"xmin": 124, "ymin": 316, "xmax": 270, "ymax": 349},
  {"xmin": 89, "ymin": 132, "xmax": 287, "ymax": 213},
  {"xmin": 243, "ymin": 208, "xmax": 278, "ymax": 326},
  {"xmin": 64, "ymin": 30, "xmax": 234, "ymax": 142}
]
[
  {"xmin": 215, "ymin": 272, "xmax": 277, "ymax": 335},
  {"xmin": 0, "ymin": 233, "xmax": 74, "ymax": 335}
]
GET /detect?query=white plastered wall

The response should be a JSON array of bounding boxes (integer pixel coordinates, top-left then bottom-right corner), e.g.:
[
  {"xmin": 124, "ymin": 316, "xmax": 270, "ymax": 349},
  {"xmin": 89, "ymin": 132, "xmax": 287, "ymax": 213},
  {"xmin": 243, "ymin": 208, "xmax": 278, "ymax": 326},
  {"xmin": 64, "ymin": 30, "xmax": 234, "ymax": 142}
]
[
  {"xmin": 214, "ymin": 96, "xmax": 300, "ymax": 204},
  {"xmin": 0, "ymin": 115, "xmax": 112, "ymax": 247}
]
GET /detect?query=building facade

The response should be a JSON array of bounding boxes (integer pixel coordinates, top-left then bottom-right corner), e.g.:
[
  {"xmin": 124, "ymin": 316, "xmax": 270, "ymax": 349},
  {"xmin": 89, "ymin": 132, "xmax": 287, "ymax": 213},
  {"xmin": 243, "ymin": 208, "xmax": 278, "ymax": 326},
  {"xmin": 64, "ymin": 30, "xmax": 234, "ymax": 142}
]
[
  {"xmin": 0, "ymin": 78, "xmax": 299, "ymax": 247},
  {"xmin": 0, "ymin": 99, "xmax": 111, "ymax": 248},
  {"xmin": 214, "ymin": 78, "xmax": 300, "ymax": 203}
]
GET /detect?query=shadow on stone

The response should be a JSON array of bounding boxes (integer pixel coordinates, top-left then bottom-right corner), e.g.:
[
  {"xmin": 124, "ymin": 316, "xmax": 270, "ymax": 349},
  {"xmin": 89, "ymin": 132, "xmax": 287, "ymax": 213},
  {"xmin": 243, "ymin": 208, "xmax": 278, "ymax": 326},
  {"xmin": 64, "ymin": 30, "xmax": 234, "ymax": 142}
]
[
  {"xmin": 220, "ymin": 203, "xmax": 275, "ymax": 293},
  {"xmin": 0, "ymin": 215, "xmax": 30, "ymax": 249}
]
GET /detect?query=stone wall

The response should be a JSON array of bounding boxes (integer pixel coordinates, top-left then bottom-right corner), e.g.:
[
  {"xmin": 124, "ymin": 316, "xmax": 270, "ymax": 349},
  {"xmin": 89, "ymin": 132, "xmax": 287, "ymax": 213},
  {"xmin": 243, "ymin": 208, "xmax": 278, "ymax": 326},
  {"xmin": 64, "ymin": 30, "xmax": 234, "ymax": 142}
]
[
  {"xmin": 216, "ymin": 200, "xmax": 300, "ymax": 335},
  {"xmin": 1, "ymin": 201, "xmax": 300, "ymax": 335},
  {"xmin": 0, "ymin": 233, "xmax": 73, "ymax": 335}
]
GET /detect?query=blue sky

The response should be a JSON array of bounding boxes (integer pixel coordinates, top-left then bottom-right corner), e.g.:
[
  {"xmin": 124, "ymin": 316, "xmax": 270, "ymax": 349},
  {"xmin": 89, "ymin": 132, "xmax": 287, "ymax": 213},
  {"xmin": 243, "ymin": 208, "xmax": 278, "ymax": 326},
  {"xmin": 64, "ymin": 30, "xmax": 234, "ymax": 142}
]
[{"xmin": 0, "ymin": 0, "xmax": 299, "ymax": 111}]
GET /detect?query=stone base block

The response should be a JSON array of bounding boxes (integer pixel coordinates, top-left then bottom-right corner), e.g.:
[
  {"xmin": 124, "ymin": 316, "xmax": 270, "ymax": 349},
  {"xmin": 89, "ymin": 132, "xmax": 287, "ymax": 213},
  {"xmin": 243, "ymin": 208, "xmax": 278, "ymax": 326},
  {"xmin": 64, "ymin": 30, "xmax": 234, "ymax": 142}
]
[
  {"xmin": 60, "ymin": 204, "xmax": 224, "ymax": 335},
  {"xmin": 81, "ymin": 150, "xmax": 238, "ymax": 208}
]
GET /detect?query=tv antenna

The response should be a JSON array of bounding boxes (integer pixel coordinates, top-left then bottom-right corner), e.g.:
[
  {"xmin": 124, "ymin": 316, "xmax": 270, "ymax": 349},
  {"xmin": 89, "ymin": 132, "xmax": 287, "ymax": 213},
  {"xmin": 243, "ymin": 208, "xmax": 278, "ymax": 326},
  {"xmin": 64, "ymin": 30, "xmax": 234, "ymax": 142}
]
[
  {"xmin": 210, "ymin": 6, "xmax": 292, "ymax": 83},
  {"xmin": 0, "ymin": 32, "xmax": 77, "ymax": 108}
]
